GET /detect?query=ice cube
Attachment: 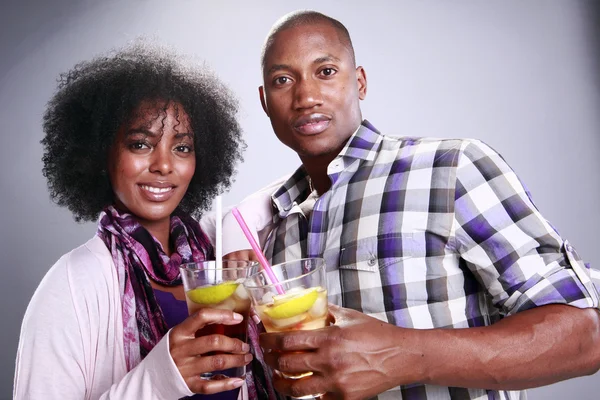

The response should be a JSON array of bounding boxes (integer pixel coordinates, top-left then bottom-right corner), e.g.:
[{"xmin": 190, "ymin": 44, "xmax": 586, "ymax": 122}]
[
  {"xmin": 269, "ymin": 313, "xmax": 307, "ymax": 329},
  {"xmin": 233, "ymin": 284, "xmax": 249, "ymax": 300},
  {"xmin": 308, "ymin": 295, "xmax": 327, "ymax": 318},
  {"xmin": 213, "ymin": 297, "xmax": 236, "ymax": 311},
  {"xmin": 261, "ymin": 292, "xmax": 275, "ymax": 305},
  {"xmin": 296, "ymin": 318, "xmax": 327, "ymax": 331}
]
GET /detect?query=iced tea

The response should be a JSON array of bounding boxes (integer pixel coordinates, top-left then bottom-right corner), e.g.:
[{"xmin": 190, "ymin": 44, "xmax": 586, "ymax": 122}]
[
  {"xmin": 179, "ymin": 261, "xmax": 256, "ymax": 380},
  {"xmin": 244, "ymin": 258, "xmax": 328, "ymax": 392},
  {"xmin": 185, "ymin": 281, "xmax": 251, "ymax": 342}
]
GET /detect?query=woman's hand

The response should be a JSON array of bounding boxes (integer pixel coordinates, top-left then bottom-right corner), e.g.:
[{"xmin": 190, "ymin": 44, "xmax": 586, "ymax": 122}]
[{"xmin": 169, "ymin": 308, "xmax": 252, "ymax": 394}]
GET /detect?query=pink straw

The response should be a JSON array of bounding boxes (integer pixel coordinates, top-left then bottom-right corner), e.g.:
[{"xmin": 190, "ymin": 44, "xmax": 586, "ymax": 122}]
[{"xmin": 231, "ymin": 208, "xmax": 284, "ymax": 294}]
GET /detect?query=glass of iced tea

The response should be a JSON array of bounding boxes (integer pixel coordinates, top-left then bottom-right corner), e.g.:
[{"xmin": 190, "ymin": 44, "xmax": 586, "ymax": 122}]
[
  {"xmin": 179, "ymin": 260, "xmax": 257, "ymax": 380},
  {"xmin": 244, "ymin": 258, "xmax": 328, "ymax": 398}
]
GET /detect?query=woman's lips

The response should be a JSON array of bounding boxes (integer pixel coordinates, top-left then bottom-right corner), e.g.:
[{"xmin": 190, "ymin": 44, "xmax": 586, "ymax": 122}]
[{"xmin": 138, "ymin": 184, "xmax": 176, "ymax": 202}]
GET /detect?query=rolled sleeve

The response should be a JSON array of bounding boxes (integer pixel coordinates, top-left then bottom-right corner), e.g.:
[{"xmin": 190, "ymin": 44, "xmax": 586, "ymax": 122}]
[{"xmin": 454, "ymin": 140, "xmax": 599, "ymax": 316}]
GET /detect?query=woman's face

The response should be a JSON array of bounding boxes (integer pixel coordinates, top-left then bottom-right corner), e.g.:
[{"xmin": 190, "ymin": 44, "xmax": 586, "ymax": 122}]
[{"xmin": 108, "ymin": 100, "xmax": 196, "ymax": 228}]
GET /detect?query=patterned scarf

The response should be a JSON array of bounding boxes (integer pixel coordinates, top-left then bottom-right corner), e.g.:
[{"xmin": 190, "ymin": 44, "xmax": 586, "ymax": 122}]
[
  {"xmin": 97, "ymin": 206, "xmax": 280, "ymax": 399},
  {"xmin": 97, "ymin": 205, "xmax": 213, "ymax": 369}
]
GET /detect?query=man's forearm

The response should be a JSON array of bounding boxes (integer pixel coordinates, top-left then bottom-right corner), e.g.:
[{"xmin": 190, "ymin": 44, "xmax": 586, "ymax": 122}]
[{"xmin": 391, "ymin": 304, "xmax": 600, "ymax": 390}]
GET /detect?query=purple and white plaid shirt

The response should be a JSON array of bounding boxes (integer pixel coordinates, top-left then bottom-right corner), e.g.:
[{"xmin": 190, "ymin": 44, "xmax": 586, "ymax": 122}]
[{"xmin": 263, "ymin": 120, "xmax": 600, "ymax": 400}]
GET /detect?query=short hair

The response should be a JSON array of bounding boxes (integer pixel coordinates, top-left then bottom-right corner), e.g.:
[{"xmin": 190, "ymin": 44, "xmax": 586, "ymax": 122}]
[
  {"xmin": 260, "ymin": 10, "xmax": 356, "ymax": 70},
  {"xmin": 42, "ymin": 41, "xmax": 245, "ymax": 222}
]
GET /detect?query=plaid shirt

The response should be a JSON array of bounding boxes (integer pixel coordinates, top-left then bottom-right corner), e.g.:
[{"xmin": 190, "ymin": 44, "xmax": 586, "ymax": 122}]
[{"xmin": 264, "ymin": 120, "xmax": 600, "ymax": 400}]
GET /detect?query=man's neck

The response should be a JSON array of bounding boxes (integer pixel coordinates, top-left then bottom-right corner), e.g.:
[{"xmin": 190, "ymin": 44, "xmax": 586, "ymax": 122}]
[{"xmin": 299, "ymin": 147, "xmax": 343, "ymax": 195}]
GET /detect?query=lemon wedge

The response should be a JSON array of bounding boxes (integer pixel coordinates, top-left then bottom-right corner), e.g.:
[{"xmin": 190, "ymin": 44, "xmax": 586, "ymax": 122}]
[
  {"xmin": 264, "ymin": 288, "xmax": 319, "ymax": 320},
  {"xmin": 187, "ymin": 282, "xmax": 238, "ymax": 305}
]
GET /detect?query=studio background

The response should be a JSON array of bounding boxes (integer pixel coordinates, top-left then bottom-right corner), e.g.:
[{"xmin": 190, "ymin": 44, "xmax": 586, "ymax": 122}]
[{"xmin": 1, "ymin": 0, "xmax": 599, "ymax": 398}]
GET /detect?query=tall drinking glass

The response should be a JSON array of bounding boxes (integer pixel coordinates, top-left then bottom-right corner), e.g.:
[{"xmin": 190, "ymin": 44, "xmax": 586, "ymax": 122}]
[
  {"xmin": 179, "ymin": 260, "xmax": 257, "ymax": 380},
  {"xmin": 244, "ymin": 258, "xmax": 328, "ymax": 399}
]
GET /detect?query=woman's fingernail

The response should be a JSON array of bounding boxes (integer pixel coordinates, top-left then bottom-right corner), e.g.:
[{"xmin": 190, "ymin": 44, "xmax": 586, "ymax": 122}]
[
  {"xmin": 242, "ymin": 343, "xmax": 250, "ymax": 352},
  {"xmin": 244, "ymin": 353, "xmax": 253, "ymax": 362},
  {"xmin": 233, "ymin": 312, "xmax": 243, "ymax": 321},
  {"xmin": 232, "ymin": 378, "xmax": 245, "ymax": 388}
]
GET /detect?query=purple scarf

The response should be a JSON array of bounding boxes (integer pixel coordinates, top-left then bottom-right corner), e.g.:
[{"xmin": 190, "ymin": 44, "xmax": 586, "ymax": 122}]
[
  {"xmin": 97, "ymin": 205, "xmax": 213, "ymax": 369},
  {"xmin": 97, "ymin": 206, "xmax": 280, "ymax": 400}
]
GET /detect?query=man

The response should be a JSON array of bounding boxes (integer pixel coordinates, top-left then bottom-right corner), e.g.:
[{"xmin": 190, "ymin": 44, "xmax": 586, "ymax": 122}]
[{"xmin": 230, "ymin": 10, "xmax": 600, "ymax": 400}]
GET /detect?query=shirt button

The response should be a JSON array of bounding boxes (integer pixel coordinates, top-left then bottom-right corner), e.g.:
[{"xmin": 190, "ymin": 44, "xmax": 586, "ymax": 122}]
[
  {"xmin": 565, "ymin": 244, "xmax": 573, "ymax": 252},
  {"xmin": 367, "ymin": 257, "xmax": 376, "ymax": 266}
]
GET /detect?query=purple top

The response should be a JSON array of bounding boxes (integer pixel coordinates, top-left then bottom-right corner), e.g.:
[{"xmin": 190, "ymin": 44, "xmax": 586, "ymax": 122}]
[{"xmin": 153, "ymin": 289, "xmax": 240, "ymax": 400}]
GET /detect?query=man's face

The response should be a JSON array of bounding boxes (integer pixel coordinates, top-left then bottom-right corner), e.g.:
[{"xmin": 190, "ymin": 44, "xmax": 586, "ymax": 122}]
[{"xmin": 260, "ymin": 22, "xmax": 367, "ymax": 164}]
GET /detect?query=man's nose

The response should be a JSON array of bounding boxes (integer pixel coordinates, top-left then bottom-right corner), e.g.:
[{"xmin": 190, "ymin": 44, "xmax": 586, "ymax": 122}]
[{"xmin": 293, "ymin": 77, "xmax": 323, "ymax": 110}]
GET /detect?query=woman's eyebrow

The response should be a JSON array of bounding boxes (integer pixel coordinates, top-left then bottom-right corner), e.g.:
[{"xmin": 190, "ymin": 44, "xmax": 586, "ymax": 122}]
[
  {"xmin": 174, "ymin": 132, "xmax": 194, "ymax": 140},
  {"xmin": 125, "ymin": 128, "xmax": 156, "ymax": 137}
]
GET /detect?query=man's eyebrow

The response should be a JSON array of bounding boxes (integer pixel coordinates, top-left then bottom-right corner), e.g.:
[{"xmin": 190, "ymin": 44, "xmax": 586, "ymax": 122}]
[
  {"xmin": 313, "ymin": 55, "xmax": 341, "ymax": 64},
  {"xmin": 266, "ymin": 64, "xmax": 290, "ymax": 75},
  {"xmin": 266, "ymin": 55, "xmax": 342, "ymax": 75}
]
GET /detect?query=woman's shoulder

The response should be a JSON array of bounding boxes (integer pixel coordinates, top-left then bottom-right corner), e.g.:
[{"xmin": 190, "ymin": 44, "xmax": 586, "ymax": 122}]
[{"xmin": 36, "ymin": 235, "xmax": 117, "ymax": 304}]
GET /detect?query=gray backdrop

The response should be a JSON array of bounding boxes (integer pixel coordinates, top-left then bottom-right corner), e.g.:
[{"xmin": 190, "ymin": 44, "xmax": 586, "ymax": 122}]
[{"xmin": 1, "ymin": 0, "xmax": 599, "ymax": 398}]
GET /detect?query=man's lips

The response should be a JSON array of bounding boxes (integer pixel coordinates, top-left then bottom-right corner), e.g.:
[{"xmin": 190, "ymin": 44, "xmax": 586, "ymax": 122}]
[{"xmin": 293, "ymin": 114, "xmax": 331, "ymax": 135}]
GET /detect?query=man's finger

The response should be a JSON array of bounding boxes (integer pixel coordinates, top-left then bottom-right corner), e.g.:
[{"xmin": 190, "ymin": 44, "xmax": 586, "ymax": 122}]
[
  {"xmin": 264, "ymin": 349, "xmax": 320, "ymax": 374},
  {"xmin": 272, "ymin": 372, "xmax": 328, "ymax": 399},
  {"xmin": 223, "ymin": 249, "xmax": 258, "ymax": 261}
]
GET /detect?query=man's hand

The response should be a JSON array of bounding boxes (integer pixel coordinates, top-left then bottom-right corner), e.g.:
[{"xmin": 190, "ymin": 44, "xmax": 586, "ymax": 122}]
[
  {"xmin": 260, "ymin": 300, "xmax": 600, "ymax": 400},
  {"xmin": 259, "ymin": 305, "xmax": 421, "ymax": 400},
  {"xmin": 223, "ymin": 249, "xmax": 259, "ymax": 262}
]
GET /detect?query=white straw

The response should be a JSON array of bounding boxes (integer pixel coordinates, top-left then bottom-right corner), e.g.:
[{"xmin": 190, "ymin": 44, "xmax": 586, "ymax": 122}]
[{"xmin": 215, "ymin": 195, "xmax": 223, "ymax": 269}]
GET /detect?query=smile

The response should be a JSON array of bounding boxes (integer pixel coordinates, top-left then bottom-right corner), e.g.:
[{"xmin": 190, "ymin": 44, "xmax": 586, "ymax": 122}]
[{"xmin": 140, "ymin": 185, "xmax": 174, "ymax": 193}]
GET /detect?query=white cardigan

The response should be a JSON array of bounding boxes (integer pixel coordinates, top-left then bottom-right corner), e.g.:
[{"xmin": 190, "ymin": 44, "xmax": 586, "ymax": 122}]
[
  {"xmin": 14, "ymin": 178, "xmax": 286, "ymax": 399},
  {"xmin": 14, "ymin": 235, "xmax": 196, "ymax": 399}
]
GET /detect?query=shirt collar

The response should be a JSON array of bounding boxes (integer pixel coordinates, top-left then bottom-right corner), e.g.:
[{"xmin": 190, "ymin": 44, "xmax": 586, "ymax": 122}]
[
  {"xmin": 272, "ymin": 120, "xmax": 382, "ymax": 216},
  {"xmin": 336, "ymin": 119, "xmax": 382, "ymax": 162}
]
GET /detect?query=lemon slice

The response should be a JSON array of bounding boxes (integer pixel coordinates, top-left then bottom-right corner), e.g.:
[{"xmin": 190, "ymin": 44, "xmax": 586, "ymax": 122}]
[
  {"xmin": 187, "ymin": 282, "xmax": 238, "ymax": 305},
  {"xmin": 264, "ymin": 288, "xmax": 319, "ymax": 320}
]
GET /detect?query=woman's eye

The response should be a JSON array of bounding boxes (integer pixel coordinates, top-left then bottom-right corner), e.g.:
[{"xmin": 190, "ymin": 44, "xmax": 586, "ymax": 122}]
[
  {"xmin": 129, "ymin": 142, "xmax": 149, "ymax": 150},
  {"xmin": 175, "ymin": 145, "xmax": 193, "ymax": 153}
]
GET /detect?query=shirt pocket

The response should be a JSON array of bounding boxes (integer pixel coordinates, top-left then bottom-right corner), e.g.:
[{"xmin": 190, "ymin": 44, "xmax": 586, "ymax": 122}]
[
  {"xmin": 336, "ymin": 234, "xmax": 422, "ymax": 316},
  {"xmin": 339, "ymin": 233, "xmax": 421, "ymax": 272}
]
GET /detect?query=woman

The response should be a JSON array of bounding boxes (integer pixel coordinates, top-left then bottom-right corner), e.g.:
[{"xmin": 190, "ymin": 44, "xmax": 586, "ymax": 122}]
[{"xmin": 14, "ymin": 42, "xmax": 277, "ymax": 400}]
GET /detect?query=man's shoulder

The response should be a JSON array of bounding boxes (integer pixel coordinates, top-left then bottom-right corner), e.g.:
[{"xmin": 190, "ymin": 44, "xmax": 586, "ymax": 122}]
[
  {"xmin": 380, "ymin": 133, "xmax": 481, "ymax": 148},
  {"xmin": 376, "ymin": 133, "xmax": 489, "ymax": 158}
]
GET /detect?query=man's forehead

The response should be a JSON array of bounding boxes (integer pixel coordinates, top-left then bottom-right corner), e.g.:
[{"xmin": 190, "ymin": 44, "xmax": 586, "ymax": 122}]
[
  {"xmin": 264, "ymin": 23, "xmax": 348, "ymax": 63},
  {"xmin": 272, "ymin": 21, "xmax": 339, "ymax": 45}
]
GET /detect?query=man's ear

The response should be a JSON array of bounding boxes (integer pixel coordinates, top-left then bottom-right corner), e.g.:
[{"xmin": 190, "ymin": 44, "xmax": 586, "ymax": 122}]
[
  {"xmin": 259, "ymin": 86, "xmax": 269, "ymax": 116},
  {"xmin": 356, "ymin": 66, "xmax": 367, "ymax": 100}
]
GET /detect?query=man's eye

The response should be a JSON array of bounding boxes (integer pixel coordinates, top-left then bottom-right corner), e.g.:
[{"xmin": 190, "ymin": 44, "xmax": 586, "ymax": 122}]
[
  {"xmin": 274, "ymin": 76, "xmax": 290, "ymax": 85},
  {"xmin": 321, "ymin": 68, "xmax": 336, "ymax": 76}
]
